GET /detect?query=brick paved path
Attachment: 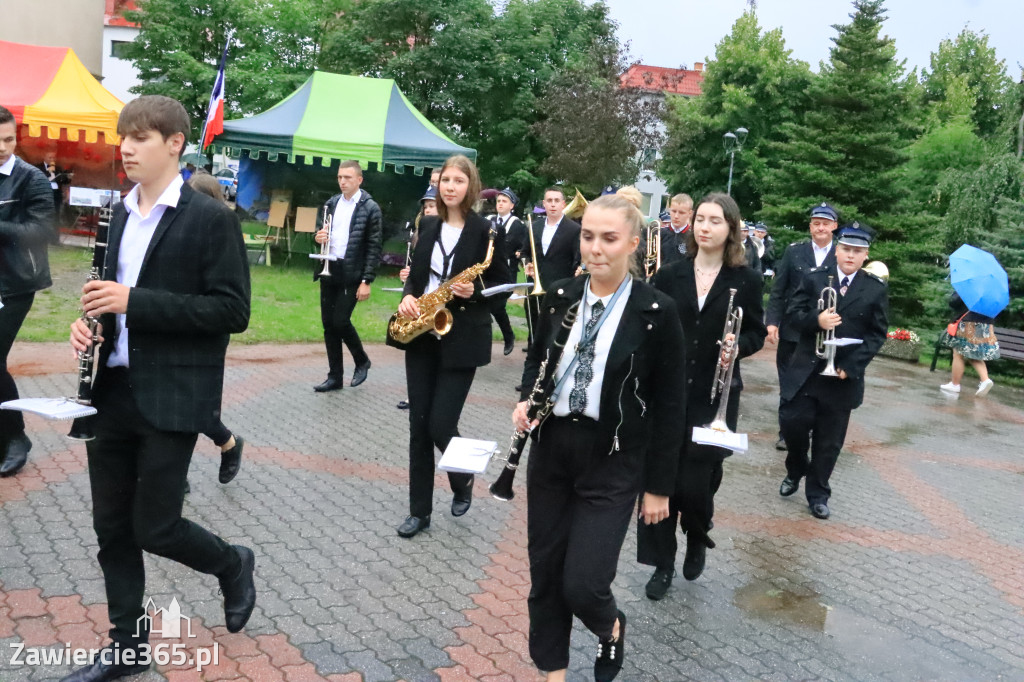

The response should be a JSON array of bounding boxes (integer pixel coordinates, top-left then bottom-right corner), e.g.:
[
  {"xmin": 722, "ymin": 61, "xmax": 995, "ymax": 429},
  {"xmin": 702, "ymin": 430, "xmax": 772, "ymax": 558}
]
[{"xmin": 2, "ymin": 341, "xmax": 1022, "ymax": 681}]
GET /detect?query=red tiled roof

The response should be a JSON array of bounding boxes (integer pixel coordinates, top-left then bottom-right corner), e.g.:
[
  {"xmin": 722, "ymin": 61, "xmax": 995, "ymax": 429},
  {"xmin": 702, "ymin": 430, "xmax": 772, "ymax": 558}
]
[
  {"xmin": 620, "ymin": 64, "xmax": 704, "ymax": 97},
  {"xmin": 104, "ymin": 0, "xmax": 139, "ymax": 28}
]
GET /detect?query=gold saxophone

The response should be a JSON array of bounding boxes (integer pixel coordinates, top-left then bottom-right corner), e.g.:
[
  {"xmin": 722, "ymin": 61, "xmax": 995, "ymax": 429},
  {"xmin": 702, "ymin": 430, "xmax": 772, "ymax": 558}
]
[{"xmin": 387, "ymin": 229, "xmax": 496, "ymax": 344}]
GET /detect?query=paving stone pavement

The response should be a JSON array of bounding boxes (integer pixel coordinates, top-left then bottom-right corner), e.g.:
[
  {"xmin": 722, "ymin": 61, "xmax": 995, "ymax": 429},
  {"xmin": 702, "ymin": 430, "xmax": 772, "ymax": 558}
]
[{"xmin": 2, "ymin": 340, "xmax": 1023, "ymax": 682}]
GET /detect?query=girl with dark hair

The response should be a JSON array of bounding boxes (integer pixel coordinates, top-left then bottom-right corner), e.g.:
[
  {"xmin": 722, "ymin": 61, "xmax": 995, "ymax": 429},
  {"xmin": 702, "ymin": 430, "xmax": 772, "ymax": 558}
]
[
  {"xmin": 389, "ymin": 154, "xmax": 509, "ymax": 538},
  {"xmin": 516, "ymin": 195, "xmax": 685, "ymax": 681},
  {"xmin": 637, "ymin": 192, "xmax": 766, "ymax": 598}
]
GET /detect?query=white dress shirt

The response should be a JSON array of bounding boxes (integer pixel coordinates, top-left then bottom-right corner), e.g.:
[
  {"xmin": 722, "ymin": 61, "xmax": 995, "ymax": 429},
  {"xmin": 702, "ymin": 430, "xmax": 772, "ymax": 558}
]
[
  {"xmin": 812, "ymin": 241, "xmax": 833, "ymax": 267},
  {"xmin": 0, "ymin": 155, "xmax": 16, "ymax": 176},
  {"xmin": 329, "ymin": 189, "xmax": 361, "ymax": 259},
  {"xmin": 426, "ymin": 222, "xmax": 463, "ymax": 295},
  {"xmin": 552, "ymin": 277, "xmax": 633, "ymax": 420},
  {"xmin": 541, "ymin": 215, "xmax": 563, "ymax": 254},
  {"xmin": 107, "ymin": 175, "xmax": 184, "ymax": 367}
]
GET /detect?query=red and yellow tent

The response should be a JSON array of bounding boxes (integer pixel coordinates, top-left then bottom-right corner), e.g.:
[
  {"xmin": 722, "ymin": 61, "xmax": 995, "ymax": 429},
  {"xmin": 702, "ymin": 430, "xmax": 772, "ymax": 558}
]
[{"xmin": 0, "ymin": 40, "xmax": 123, "ymax": 144}]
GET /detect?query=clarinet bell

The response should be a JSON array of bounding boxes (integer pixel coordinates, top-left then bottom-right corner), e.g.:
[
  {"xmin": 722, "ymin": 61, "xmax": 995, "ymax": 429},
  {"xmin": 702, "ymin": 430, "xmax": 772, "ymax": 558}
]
[{"xmin": 67, "ymin": 416, "xmax": 95, "ymax": 441}]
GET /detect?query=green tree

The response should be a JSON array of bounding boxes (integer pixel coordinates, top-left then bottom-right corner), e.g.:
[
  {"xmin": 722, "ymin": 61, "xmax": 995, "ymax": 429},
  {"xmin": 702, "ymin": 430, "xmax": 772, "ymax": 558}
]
[
  {"xmin": 761, "ymin": 0, "xmax": 916, "ymax": 228},
  {"xmin": 658, "ymin": 11, "xmax": 812, "ymax": 216},
  {"xmin": 122, "ymin": 0, "xmax": 344, "ymax": 140},
  {"xmin": 921, "ymin": 29, "xmax": 1012, "ymax": 139}
]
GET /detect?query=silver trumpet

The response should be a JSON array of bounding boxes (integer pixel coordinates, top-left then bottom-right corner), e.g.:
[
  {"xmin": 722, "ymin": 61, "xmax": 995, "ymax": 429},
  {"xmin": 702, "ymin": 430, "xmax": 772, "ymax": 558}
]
[
  {"xmin": 816, "ymin": 275, "xmax": 840, "ymax": 377},
  {"xmin": 707, "ymin": 288, "xmax": 743, "ymax": 434},
  {"xmin": 310, "ymin": 206, "xmax": 338, "ymax": 276}
]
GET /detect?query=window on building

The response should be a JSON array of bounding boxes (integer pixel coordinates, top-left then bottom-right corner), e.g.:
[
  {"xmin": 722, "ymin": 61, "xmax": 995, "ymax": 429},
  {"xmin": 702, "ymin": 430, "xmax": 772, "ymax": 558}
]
[{"xmin": 110, "ymin": 41, "xmax": 132, "ymax": 59}]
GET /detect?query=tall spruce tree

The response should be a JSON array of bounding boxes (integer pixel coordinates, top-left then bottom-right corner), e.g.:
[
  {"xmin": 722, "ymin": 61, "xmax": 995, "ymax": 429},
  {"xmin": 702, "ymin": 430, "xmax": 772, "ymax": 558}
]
[{"xmin": 760, "ymin": 0, "xmax": 914, "ymax": 229}]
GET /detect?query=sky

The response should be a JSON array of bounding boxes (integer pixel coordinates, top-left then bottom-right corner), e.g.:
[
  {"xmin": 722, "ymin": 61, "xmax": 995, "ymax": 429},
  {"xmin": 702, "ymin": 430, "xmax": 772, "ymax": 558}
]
[{"xmin": 597, "ymin": 0, "xmax": 1023, "ymax": 76}]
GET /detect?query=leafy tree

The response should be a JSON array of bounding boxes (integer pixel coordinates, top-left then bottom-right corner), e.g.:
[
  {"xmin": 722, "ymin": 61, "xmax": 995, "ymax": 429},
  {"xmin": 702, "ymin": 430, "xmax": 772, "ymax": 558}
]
[
  {"xmin": 658, "ymin": 11, "xmax": 812, "ymax": 217},
  {"xmin": 921, "ymin": 29, "xmax": 1012, "ymax": 139},
  {"xmin": 760, "ymin": 0, "xmax": 916, "ymax": 229},
  {"xmin": 122, "ymin": 0, "xmax": 345, "ymax": 140}
]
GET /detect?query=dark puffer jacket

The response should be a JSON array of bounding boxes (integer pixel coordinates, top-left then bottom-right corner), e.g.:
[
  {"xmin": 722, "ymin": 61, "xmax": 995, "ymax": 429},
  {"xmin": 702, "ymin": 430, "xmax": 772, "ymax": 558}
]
[
  {"xmin": 313, "ymin": 190, "xmax": 383, "ymax": 286},
  {"xmin": 0, "ymin": 158, "xmax": 53, "ymax": 297}
]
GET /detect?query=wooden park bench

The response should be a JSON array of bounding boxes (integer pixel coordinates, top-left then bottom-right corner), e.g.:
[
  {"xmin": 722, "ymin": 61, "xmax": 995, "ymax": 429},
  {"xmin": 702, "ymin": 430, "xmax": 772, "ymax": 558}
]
[{"xmin": 930, "ymin": 326, "xmax": 1024, "ymax": 371}]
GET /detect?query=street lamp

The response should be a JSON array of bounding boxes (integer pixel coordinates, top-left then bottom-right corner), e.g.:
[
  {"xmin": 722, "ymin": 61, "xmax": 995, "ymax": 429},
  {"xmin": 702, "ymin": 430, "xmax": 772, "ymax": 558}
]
[{"xmin": 723, "ymin": 127, "xmax": 748, "ymax": 196}]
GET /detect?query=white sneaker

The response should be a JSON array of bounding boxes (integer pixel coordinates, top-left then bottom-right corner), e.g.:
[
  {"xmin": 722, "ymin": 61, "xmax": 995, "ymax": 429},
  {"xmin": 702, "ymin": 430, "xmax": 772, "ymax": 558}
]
[
  {"xmin": 940, "ymin": 382, "xmax": 961, "ymax": 395},
  {"xmin": 976, "ymin": 379, "xmax": 994, "ymax": 396}
]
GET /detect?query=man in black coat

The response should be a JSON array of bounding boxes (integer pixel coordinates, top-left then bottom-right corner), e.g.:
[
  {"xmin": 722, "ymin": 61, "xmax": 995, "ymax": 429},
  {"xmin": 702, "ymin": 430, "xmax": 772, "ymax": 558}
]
[
  {"xmin": 488, "ymin": 187, "xmax": 522, "ymax": 355},
  {"xmin": 313, "ymin": 160, "xmax": 383, "ymax": 392},
  {"xmin": 66, "ymin": 96, "xmax": 254, "ymax": 682},
  {"xmin": 523, "ymin": 187, "xmax": 580, "ymax": 347},
  {"xmin": 777, "ymin": 223, "xmax": 887, "ymax": 520},
  {"xmin": 0, "ymin": 105, "xmax": 53, "ymax": 477},
  {"xmin": 765, "ymin": 203, "xmax": 839, "ymax": 450},
  {"xmin": 658, "ymin": 193, "xmax": 692, "ymax": 268}
]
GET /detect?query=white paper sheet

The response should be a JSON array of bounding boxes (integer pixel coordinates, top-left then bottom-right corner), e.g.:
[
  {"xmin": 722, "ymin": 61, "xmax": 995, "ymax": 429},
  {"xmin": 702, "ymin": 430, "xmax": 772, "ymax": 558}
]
[
  {"xmin": 1, "ymin": 398, "xmax": 97, "ymax": 421},
  {"xmin": 692, "ymin": 427, "xmax": 748, "ymax": 454},
  {"xmin": 438, "ymin": 437, "xmax": 499, "ymax": 474},
  {"xmin": 824, "ymin": 338, "xmax": 863, "ymax": 347}
]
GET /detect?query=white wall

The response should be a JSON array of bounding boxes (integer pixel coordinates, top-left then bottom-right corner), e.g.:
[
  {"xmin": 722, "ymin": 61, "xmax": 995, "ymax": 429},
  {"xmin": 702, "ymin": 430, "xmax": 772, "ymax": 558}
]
[{"xmin": 101, "ymin": 25, "xmax": 141, "ymax": 104}]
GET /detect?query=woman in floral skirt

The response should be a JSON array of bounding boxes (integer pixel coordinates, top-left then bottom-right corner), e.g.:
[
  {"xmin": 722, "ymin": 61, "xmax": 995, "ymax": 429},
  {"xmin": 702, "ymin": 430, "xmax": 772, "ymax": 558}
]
[{"xmin": 939, "ymin": 292, "xmax": 1000, "ymax": 397}]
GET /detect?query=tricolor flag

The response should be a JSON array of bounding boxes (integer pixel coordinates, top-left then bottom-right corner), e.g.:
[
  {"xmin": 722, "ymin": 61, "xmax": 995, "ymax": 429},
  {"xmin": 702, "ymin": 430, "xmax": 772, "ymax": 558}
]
[{"xmin": 200, "ymin": 36, "xmax": 230, "ymax": 150}]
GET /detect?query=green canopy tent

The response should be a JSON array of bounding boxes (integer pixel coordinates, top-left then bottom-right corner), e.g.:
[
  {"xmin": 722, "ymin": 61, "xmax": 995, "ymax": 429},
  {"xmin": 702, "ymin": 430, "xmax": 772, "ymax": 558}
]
[{"xmin": 210, "ymin": 71, "xmax": 475, "ymax": 169}]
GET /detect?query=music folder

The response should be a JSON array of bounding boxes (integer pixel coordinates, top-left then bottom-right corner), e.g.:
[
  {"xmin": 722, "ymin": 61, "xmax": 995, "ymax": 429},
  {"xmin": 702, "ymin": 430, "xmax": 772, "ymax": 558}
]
[
  {"xmin": 438, "ymin": 437, "xmax": 499, "ymax": 474},
  {"xmin": 692, "ymin": 427, "xmax": 748, "ymax": 454},
  {"xmin": 1, "ymin": 398, "xmax": 97, "ymax": 421}
]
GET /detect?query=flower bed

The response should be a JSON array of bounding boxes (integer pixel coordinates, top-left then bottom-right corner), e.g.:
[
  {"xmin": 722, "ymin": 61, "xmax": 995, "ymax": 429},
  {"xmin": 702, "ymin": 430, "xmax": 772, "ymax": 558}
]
[{"xmin": 879, "ymin": 328, "xmax": 922, "ymax": 363}]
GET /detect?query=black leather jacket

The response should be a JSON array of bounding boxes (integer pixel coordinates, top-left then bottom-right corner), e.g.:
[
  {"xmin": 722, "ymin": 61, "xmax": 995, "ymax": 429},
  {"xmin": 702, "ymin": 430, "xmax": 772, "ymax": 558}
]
[{"xmin": 0, "ymin": 158, "xmax": 53, "ymax": 297}]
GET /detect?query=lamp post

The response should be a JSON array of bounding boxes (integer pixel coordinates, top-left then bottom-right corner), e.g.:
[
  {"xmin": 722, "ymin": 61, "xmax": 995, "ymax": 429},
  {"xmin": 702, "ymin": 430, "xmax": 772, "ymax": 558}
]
[{"xmin": 723, "ymin": 127, "xmax": 748, "ymax": 196}]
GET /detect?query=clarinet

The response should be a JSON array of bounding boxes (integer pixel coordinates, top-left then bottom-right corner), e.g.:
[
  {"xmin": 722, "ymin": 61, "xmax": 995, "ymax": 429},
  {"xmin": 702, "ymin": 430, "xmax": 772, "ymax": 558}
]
[
  {"xmin": 489, "ymin": 300, "xmax": 580, "ymax": 501},
  {"xmin": 67, "ymin": 205, "xmax": 112, "ymax": 442}
]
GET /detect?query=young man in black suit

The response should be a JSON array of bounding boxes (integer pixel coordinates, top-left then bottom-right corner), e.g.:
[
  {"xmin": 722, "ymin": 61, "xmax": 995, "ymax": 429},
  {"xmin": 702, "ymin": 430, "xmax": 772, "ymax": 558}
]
[
  {"xmin": 488, "ymin": 187, "xmax": 521, "ymax": 355},
  {"xmin": 313, "ymin": 160, "xmax": 383, "ymax": 392},
  {"xmin": 523, "ymin": 187, "xmax": 581, "ymax": 348},
  {"xmin": 777, "ymin": 223, "xmax": 888, "ymax": 520},
  {"xmin": 65, "ymin": 96, "xmax": 254, "ymax": 682},
  {"xmin": 0, "ymin": 105, "xmax": 53, "ymax": 477},
  {"xmin": 765, "ymin": 203, "xmax": 839, "ymax": 450}
]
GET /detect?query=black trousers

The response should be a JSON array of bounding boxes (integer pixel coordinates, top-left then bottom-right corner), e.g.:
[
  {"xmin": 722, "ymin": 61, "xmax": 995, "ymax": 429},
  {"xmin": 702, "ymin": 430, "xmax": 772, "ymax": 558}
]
[
  {"xmin": 320, "ymin": 277, "xmax": 368, "ymax": 379},
  {"xmin": 636, "ymin": 389, "xmax": 738, "ymax": 569},
  {"xmin": 525, "ymin": 295, "xmax": 540, "ymax": 348},
  {"xmin": 203, "ymin": 420, "xmax": 232, "ymax": 447},
  {"xmin": 488, "ymin": 294, "xmax": 515, "ymax": 342},
  {"xmin": 405, "ymin": 337, "xmax": 475, "ymax": 518},
  {"xmin": 775, "ymin": 338, "xmax": 797, "ymax": 436},
  {"xmin": 86, "ymin": 369, "xmax": 240, "ymax": 647},
  {"xmin": 0, "ymin": 292, "xmax": 35, "ymax": 438},
  {"xmin": 526, "ymin": 417, "xmax": 641, "ymax": 672},
  {"xmin": 779, "ymin": 386, "xmax": 852, "ymax": 505}
]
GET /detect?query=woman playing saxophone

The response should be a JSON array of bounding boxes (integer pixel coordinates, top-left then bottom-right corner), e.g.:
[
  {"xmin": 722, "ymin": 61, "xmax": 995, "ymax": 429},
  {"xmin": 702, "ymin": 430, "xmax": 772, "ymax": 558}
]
[{"xmin": 386, "ymin": 154, "xmax": 510, "ymax": 539}]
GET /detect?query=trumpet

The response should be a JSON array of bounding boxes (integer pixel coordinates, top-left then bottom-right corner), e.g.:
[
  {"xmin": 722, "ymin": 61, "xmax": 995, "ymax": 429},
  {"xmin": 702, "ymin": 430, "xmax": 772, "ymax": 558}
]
[
  {"xmin": 816, "ymin": 275, "xmax": 840, "ymax": 377},
  {"xmin": 706, "ymin": 288, "xmax": 743, "ymax": 434},
  {"xmin": 644, "ymin": 219, "xmax": 661, "ymax": 279},
  {"xmin": 310, "ymin": 204, "xmax": 337, "ymax": 276}
]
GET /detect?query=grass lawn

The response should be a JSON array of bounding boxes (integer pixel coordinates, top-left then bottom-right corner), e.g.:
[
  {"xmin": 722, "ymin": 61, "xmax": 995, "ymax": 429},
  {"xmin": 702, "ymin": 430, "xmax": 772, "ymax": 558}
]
[{"xmin": 19, "ymin": 243, "xmax": 527, "ymax": 345}]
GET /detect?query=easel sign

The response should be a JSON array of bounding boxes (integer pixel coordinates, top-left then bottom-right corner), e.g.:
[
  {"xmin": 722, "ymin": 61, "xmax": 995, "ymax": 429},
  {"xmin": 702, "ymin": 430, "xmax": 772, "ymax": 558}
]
[{"xmin": 69, "ymin": 187, "xmax": 119, "ymax": 208}]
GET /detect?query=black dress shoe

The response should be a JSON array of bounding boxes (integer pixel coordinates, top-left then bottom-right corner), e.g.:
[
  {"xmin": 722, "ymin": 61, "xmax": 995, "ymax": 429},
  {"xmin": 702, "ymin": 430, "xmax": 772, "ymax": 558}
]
[
  {"xmin": 219, "ymin": 545, "xmax": 256, "ymax": 633},
  {"xmin": 0, "ymin": 433, "xmax": 30, "ymax": 477},
  {"xmin": 451, "ymin": 481, "xmax": 473, "ymax": 517},
  {"xmin": 397, "ymin": 400, "xmax": 409, "ymax": 410},
  {"xmin": 314, "ymin": 378, "xmax": 344, "ymax": 392},
  {"xmin": 594, "ymin": 610, "xmax": 626, "ymax": 682},
  {"xmin": 682, "ymin": 534, "xmax": 707, "ymax": 581},
  {"xmin": 645, "ymin": 567, "xmax": 674, "ymax": 601},
  {"xmin": 219, "ymin": 436, "xmax": 244, "ymax": 484},
  {"xmin": 503, "ymin": 337, "xmax": 515, "ymax": 356},
  {"xmin": 59, "ymin": 648, "xmax": 149, "ymax": 682},
  {"xmin": 810, "ymin": 503, "xmax": 830, "ymax": 519},
  {"xmin": 351, "ymin": 360, "xmax": 371, "ymax": 387},
  {"xmin": 775, "ymin": 437, "xmax": 788, "ymax": 451},
  {"xmin": 779, "ymin": 476, "xmax": 800, "ymax": 497},
  {"xmin": 396, "ymin": 515, "xmax": 430, "ymax": 538}
]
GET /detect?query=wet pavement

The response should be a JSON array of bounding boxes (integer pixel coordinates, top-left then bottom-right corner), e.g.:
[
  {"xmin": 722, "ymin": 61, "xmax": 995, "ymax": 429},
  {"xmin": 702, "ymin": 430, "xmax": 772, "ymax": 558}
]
[{"xmin": 1, "ymin": 341, "xmax": 1022, "ymax": 681}]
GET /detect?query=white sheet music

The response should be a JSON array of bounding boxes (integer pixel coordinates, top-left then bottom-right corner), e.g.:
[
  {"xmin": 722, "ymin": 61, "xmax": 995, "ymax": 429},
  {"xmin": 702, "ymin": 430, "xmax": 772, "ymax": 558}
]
[
  {"xmin": 692, "ymin": 427, "xmax": 748, "ymax": 454},
  {"xmin": 824, "ymin": 338, "xmax": 863, "ymax": 347},
  {"xmin": 1, "ymin": 398, "xmax": 96, "ymax": 421},
  {"xmin": 481, "ymin": 282, "xmax": 532, "ymax": 297},
  {"xmin": 438, "ymin": 437, "xmax": 498, "ymax": 474}
]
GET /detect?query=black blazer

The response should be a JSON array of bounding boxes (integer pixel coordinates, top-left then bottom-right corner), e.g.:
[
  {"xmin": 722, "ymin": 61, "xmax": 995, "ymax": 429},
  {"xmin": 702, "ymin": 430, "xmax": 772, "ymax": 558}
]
[
  {"xmin": 766, "ymin": 240, "xmax": 837, "ymax": 342},
  {"xmin": 780, "ymin": 266, "xmax": 888, "ymax": 411},
  {"xmin": 652, "ymin": 260, "xmax": 766, "ymax": 428},
  {"xmin": 96, "ymin": 185, "xmax": 251, "ymax": 433},
  {"xmin": 495, "ymin": 214, "xmax": 527, "ymax": 275},
  {"xmin": 520, "ymin": 275, "xmax": 686, "ymax": 497},
  {"xmin": 658, "ymin": 226, "xmax": 689, "ymax": 268},
  {"xmin": 524, "ymin": 215, "xmax": 581, "ymax": 285},
  {"xmin": 389, "ymin": 212, "xmax": 511, "ymax": 368}
]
